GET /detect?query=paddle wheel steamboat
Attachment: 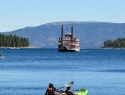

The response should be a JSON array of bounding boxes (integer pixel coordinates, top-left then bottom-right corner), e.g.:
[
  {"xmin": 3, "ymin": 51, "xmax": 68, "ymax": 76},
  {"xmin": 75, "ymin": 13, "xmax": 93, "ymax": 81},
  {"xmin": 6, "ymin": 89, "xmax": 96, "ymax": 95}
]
[{"xmin": 58, "ymin": 25, "xmax": 80, "ymax": 52}]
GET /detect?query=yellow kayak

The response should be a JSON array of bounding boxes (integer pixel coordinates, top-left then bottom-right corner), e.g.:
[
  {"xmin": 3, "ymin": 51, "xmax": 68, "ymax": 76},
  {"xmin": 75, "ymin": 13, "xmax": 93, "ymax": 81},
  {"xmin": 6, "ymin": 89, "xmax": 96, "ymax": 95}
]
[{"xmin": 74, "ymin": 88, "xmax": 88, "ymax": 95}]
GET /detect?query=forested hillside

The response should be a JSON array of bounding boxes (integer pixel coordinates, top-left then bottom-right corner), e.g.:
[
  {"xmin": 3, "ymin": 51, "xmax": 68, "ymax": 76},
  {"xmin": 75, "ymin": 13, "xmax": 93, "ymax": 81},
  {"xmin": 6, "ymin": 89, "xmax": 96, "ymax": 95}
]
[
  {"xmin": 101, "ymin": 38, "xmax": 125, "ymax": 48},
  {"xmin": 0, "ymin": 34, "xmax": 29, "ymax": 48}
]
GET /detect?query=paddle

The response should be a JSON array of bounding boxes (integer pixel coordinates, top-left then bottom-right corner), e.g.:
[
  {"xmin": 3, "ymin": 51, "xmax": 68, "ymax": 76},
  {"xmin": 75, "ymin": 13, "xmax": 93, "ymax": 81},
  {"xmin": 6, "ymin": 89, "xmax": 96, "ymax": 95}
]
[{"xmin": 59, "ymin": 81, "xmax": 74, "ymax": 89}]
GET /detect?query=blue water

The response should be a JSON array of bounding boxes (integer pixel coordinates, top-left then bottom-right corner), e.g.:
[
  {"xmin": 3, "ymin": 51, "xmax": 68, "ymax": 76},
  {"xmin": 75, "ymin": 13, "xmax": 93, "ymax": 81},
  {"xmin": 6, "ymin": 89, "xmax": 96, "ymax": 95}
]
[{"xmin": 0, "ymin": 48, "xmax": 125, "ymax": 95}]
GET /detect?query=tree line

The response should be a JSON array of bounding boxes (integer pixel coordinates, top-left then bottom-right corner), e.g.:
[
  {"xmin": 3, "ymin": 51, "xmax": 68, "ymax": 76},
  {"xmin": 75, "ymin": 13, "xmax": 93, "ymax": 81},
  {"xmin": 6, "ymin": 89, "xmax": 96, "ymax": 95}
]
[
  {"xmin": 0, "ymin": 34, "xmax": 29, "ymax": 47},
  {"xmin": 101, "ymin": 38, "xmax": 125, "ymax": 48}
]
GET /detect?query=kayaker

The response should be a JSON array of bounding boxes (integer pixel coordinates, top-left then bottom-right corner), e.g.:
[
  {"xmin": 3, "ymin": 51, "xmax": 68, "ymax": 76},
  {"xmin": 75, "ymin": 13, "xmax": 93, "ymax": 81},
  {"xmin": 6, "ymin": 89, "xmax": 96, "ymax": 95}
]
[
  {"xmin": 65, "ymin": 86, "xmax": 74, "ymax": 95},
  {"xmin": 45, "ymin": 83, "xmax": 60, "ymax": 95}
]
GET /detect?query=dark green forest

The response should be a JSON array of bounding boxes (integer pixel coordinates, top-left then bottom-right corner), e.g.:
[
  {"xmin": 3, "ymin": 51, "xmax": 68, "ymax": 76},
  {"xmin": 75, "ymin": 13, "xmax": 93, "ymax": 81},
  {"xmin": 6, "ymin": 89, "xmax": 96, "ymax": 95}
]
[
  {"xmin": 0, "ymin": 34, "xmax": 29, "ymax": 48},
  {"xmin": 101, "ymin": 38, "xmax": 125, "ymax": 48}
]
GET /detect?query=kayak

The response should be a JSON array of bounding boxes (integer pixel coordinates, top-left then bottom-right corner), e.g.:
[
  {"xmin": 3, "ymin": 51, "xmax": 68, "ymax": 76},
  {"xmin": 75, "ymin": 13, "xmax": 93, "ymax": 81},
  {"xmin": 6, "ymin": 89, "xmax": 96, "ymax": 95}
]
[
  {"xmin": 74, "ymin": 88, "xmax": 88, "ymax": 95},
  {"xmin": 46, "ymin": 81, "xmax": 88, "ymax": 95},
  {"xmin": 58, "ymin": 88, "xmax": 88, "ymax": 95}
]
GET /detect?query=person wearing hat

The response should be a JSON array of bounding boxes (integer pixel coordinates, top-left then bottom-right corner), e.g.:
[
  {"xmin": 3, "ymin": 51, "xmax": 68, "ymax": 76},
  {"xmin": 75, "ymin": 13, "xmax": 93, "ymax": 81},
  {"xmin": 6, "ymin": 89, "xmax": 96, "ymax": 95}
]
[
  {"xmin": 45, "ymin": 83, "xmax": 60, "ymax": 95},
  {"xmin": 65, "ymin": 86, "xmax": 74, "ymax": 95}
]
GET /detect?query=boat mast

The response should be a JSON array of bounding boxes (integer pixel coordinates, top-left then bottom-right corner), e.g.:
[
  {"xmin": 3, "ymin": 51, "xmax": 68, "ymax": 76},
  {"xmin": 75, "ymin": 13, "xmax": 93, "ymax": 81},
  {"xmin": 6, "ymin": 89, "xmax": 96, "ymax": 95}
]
[
  {"xmin": 71, "ymin": 25, "xmax": 73, "ymax": 41},
  {"xmin": 61, "ymin": 25, "xmax": 63, "ymax": 40}
]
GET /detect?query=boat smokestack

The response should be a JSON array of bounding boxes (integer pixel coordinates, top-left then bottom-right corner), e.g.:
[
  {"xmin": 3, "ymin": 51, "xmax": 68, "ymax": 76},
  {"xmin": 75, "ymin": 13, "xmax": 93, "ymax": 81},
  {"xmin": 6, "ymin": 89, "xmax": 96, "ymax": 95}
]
[
  {"xmin": 71, "ymin": 25, "xmax": 73, "ymax": 39},
  {"xmin": 61, "ymin": 25, "xmax": 63, "ymax": 39}
]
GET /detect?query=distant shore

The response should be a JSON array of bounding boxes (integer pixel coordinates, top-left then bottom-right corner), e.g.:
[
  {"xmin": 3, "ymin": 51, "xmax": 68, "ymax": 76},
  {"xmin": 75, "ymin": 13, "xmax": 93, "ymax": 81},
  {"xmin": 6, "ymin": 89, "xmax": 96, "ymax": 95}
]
[
  {"xmin": 101, "ymin": 47, "xmax": 125, "ymax": 49},
  {"xmin": 0, "ymin": 47, "xmax": 35, "ymax": 49}
]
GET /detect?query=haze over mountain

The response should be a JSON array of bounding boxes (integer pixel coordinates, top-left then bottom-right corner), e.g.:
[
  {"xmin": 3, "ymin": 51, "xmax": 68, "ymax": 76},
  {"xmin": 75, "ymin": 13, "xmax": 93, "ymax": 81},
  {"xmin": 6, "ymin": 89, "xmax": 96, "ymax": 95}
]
[{"xmin": 2, "ymin": 21, "xmax": 125, "ymax": 48}]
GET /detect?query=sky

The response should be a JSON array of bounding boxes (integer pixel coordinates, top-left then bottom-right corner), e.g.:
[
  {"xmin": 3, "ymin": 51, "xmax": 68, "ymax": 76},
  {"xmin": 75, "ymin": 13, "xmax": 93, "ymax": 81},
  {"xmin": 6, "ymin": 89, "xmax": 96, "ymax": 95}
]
[{"xmin": 0, "ymin": 0, "xmax": 125, "ymax": 32}]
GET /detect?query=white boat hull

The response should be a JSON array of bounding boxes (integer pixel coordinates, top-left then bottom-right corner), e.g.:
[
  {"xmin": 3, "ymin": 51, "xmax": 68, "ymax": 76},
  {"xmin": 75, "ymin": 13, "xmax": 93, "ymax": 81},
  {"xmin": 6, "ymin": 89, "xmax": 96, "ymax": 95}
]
[{"xmin": 58, "ymin": 45, "xmax": 80, "ymax": 52}]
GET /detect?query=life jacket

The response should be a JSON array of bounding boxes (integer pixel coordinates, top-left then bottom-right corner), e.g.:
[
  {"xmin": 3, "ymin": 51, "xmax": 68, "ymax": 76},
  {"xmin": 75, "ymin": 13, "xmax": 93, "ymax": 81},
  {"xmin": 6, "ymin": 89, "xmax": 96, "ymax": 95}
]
[
  {"xmin": 65, "ymin": 89, "xmax": 71, "ymax": 95},
  {"xmin": 47, "ymin": 87, "xmax": 55, "ymax": 94}
]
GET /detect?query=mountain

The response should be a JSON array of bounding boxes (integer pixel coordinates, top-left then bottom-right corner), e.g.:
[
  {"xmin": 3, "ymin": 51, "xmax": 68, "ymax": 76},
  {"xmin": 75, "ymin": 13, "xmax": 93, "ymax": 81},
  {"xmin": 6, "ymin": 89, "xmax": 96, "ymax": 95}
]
[{"xmin": 2, "ymin": 21, "xmax": 125, "ymax": 48}]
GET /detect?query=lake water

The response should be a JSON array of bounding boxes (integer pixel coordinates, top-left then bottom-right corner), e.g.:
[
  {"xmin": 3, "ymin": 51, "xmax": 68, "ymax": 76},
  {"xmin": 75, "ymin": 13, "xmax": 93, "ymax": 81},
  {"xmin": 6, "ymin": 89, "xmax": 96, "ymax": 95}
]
[{"xmin": 0, "ymin": 48, "xmax": 125, "ymax": 95}]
